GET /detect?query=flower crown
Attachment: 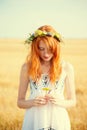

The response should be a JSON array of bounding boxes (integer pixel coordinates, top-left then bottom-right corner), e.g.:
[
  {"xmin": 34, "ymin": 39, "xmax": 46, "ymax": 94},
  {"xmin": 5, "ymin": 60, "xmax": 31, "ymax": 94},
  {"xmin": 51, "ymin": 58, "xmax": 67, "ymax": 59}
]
[{"xmin": 25, "ymin": 29, "xmax": 62, "ymax": 44}]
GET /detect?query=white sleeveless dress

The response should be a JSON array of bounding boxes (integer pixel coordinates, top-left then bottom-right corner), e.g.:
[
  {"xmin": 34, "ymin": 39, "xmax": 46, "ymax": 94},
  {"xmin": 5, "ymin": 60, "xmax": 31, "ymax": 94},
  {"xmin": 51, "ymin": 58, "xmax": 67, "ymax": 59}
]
[{"xmin": 22, "ymin": 69, "xmax": 71, "ymax": 130}]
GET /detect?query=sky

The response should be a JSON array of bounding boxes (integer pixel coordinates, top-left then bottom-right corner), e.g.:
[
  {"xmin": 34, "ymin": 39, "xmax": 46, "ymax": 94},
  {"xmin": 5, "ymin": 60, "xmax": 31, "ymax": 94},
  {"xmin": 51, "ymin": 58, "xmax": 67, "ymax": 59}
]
[{"xmin": 0, "ymin": 0, "xmax": 87, "ymax": 38}]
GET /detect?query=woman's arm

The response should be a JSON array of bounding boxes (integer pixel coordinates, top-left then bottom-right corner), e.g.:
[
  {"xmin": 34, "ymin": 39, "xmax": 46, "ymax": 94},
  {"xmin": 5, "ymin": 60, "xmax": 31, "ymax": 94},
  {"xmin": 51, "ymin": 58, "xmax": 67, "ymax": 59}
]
[
  {"xmin": 17, "ymin": 64, "xmax": 47, "ymax": 109},
  {"xmin": 17, "ymin": 63, "xmax": 31, "ymax": 109},
  {"xmin": 49, "ymin": 62, "xmax": 76, "ymax": 108}
]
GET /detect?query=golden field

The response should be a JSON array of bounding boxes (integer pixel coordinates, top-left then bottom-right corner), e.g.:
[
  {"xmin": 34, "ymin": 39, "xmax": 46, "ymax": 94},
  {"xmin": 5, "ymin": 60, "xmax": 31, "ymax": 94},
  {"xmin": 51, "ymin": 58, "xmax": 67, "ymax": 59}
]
[{"xmin": 0, "ymin": 38, "xmax": 87, "ymax": 130}]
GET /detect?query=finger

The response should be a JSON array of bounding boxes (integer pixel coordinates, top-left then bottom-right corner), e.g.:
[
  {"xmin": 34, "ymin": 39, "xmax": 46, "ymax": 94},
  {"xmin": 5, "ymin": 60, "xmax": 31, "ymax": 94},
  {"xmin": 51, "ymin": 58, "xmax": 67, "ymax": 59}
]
[
  {"xmin": 50, "ymin": 100, "xmax": 56, "ymax": 104},
  {"xmin": 35, "ymin": 98, "xmax": 47, "ymax": 105},
  {"xmin": 39, "ymin": 99, "xmax": 47, "ymax": 104},
  {"xmin": 36, "ymin": 96, "xmax": 45, "ymax": 99}
]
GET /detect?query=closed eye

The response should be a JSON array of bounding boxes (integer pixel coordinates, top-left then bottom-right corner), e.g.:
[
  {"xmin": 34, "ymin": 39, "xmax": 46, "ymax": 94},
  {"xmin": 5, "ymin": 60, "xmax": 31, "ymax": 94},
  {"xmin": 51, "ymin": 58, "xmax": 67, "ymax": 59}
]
[{"xmin": 39, "ymin": 47, "xmax": 45, "ymax": 51}]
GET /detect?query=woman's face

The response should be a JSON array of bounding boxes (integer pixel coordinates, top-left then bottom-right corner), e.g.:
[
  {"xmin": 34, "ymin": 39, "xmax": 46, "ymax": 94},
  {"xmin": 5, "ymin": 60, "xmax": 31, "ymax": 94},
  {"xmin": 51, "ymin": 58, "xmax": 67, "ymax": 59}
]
[{"xmin": 38, "ymin": 40, "xmax": 53, "ymax": 62}]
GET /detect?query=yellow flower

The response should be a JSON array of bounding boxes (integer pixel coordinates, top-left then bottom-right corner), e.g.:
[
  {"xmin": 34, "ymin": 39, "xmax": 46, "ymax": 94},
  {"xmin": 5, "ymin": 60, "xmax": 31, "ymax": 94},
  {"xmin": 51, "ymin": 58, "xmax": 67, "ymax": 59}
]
[
  {"xmin": 42, "ymin": 87, "xmax": 51, "ymax": 91},
  {"xmin": 55, "ymin": 32, "xmax": 60, "ymax": 39},
  {"xmin": 34, "ymin": 30, "xmax": 43, "ymax": 37}
]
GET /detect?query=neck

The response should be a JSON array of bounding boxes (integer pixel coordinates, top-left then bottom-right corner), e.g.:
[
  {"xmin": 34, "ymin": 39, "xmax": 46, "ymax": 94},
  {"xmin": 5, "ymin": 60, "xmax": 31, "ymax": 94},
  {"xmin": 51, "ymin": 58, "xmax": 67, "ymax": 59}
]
[
  {"xmin": 41, "ymin": 61, "xmax": 51, "ymax": 66},
  {"xmin": 40, "ymin": 61, "xmax": 51, "ymax": 74}
]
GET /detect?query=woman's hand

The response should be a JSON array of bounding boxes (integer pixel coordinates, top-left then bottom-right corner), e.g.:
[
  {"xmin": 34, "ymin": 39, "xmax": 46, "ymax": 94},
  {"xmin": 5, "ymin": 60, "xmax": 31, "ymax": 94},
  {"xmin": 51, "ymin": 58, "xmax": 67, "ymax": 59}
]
[
  {"xmin": 49, "ymin": 96, "xmax": 61, "ymax": 105},
  {"xmin": 45, "ymin": 94, "xmax": 60, "ymax": 105},
  {"xmin": 32, "ymin": 96, "xmax": 48, "ymax": 107}
]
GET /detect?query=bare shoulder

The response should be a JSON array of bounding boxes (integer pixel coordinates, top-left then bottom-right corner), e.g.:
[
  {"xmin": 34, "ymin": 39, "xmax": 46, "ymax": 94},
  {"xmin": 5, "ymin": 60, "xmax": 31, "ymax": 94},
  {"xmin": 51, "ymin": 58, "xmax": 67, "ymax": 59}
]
[
  {"xmin": 20, "ymin": 63, "xmax": 29, "ymax": 78},
  {"xmin": 19, "ymin": 63, "xmax": 30, "ymax": 83},
  {"xmin": 21, "ymin": 63, "xmax": 28, "ymax": 72}
]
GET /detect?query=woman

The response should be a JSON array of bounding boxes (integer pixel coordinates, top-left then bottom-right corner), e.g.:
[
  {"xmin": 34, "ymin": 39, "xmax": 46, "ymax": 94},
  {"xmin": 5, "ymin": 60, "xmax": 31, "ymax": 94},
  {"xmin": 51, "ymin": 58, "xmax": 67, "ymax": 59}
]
[{"xmin": 17, "ymin": 25, "xmax": 76, "ymax": 130}]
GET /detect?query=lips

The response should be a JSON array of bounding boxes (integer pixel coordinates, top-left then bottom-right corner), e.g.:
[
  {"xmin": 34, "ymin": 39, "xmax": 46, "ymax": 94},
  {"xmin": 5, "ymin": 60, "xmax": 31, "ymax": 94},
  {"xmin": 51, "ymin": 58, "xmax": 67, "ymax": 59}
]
[{"xmin": 44, "ymin": 56, "xmax": 50, "ymax": 59}]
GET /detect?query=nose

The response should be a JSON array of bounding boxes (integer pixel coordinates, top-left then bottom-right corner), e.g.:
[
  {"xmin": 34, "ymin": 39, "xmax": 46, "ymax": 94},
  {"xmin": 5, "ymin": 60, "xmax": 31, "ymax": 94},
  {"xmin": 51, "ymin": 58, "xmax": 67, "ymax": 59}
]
[{"xmin": 44, "ymin": 48, "xmax": 49, "ymax": 54}]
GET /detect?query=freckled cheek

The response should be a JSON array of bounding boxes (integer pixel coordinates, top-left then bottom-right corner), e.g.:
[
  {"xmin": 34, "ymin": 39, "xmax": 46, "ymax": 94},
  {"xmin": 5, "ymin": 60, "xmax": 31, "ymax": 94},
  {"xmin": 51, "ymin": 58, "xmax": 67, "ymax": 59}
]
[
  {"xmin": 38, "ymin": 51, "xmax": 44, "ymax": 58},
  {"xmin": 51, "ymin": 53, "xmax": 54, "ymax": 57}
]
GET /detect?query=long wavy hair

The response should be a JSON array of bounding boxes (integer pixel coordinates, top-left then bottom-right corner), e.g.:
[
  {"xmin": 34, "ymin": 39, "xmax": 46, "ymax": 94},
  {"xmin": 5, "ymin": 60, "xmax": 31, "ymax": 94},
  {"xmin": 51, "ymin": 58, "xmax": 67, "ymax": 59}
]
[{"xmin": 26, "ymin": 25, "xmax": 62, "ymax": 83}]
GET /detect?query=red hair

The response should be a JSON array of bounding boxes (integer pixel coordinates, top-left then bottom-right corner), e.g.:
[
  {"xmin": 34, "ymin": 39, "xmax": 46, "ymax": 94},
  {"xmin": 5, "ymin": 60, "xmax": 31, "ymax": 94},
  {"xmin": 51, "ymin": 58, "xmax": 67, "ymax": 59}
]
[{"xmin": 26, "ymin": 25, "xmax": 62, "ymax": 83}]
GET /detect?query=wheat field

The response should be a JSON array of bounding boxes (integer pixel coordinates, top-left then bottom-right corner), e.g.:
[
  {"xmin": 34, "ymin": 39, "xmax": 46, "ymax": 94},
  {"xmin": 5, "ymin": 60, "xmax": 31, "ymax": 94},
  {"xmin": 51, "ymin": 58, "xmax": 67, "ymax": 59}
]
[{"xmin": 0, "ymin": 39, "xmax": 87, "ymax": 130}]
